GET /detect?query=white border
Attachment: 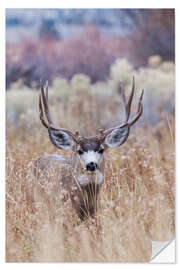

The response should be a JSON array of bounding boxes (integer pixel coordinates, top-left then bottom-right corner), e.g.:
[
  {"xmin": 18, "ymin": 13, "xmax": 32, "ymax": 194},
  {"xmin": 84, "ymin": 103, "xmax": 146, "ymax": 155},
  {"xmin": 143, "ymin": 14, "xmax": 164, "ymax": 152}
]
[
  {"xmin": 1, "ymin": 1, "xmax": 178, "ymax": 269},
  {"xmin": 2, "ymin": 1, "xmax": 177, "ymax": 8}
]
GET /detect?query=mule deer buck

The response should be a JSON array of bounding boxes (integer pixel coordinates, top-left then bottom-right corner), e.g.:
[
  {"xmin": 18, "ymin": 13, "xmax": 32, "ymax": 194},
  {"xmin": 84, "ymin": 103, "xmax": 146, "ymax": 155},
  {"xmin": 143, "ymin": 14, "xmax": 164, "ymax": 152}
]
[{"xmin": 30, "ymin": 78, "xmax": 144, "ymax": 221}]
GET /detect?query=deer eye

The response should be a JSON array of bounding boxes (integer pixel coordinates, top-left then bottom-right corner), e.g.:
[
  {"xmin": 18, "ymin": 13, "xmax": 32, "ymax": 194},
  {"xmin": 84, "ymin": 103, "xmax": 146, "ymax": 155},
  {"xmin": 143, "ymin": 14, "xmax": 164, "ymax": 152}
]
[
  {"xmin": 77, "ymin": 149, "xmax": 84, "ymax": 155},
  {"xmin": 98, "ymin": 148, "xmax": 104, "ymax": 154}
]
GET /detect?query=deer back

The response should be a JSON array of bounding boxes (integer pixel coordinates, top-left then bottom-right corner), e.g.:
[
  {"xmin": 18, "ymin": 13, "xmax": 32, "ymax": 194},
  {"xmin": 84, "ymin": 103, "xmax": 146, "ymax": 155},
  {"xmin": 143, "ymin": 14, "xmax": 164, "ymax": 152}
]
[{"xmin": 27, "ymin": 154, "xmax": 71, "ymax": 205}]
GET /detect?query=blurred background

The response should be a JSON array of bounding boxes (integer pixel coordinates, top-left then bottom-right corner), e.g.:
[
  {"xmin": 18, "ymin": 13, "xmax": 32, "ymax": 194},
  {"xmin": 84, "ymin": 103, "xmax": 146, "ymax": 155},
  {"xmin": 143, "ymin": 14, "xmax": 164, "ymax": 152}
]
[{"xmin": 6, "ymin": 8, "xmax": 175, "ymax": 130}]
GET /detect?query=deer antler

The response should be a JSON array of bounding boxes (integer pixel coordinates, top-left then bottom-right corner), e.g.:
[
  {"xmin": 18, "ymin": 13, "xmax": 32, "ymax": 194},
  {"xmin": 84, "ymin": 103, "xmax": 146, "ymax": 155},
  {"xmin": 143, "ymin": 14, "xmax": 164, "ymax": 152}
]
[
  {"xmin": 100, "ymin": 77, "xmax": 144, "ymax": 142},
  {"xmin": 39, "ymin": 80, "xmax": 79, "ymax": 143}
]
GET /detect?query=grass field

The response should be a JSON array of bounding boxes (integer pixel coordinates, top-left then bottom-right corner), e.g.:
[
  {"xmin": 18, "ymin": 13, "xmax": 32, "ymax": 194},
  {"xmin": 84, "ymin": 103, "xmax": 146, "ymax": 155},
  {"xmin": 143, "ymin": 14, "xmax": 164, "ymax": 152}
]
[{"xmin": 6, "ymin": 58, "xmax": 175, "ymax": 262}]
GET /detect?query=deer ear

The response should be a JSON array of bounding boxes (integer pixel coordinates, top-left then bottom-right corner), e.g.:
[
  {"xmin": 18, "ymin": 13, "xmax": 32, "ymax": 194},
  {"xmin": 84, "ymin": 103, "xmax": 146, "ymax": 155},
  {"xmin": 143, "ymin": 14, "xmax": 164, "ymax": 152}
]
[
  {"xmin": 104, "ymin": 125, "xmax": 130, "ymax": 148},
  {"xmin": 48, "ymin": 129, "xmax": 75, "ymax": 150}
]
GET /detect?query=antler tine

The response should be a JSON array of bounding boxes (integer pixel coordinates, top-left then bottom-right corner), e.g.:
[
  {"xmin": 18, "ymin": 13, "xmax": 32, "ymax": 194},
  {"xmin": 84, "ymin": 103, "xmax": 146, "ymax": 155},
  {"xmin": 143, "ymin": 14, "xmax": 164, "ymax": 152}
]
[
  {"xmin": 119, "ymin": 77, "xmax": 135, "ymax": 123},
  {"xmin": 40, "ymin": 80, "xmax": 54, "ymax": 126},
  {"xmin": 39, "ymin": 91, "xmax": 49, "ymax": 128},
  {"xmin": 125, "ymin": 76, "xmax": 135, "ymax": 123},
  {"xmin": 128, "ymin": 89, "xmax": 144, "ymax": 126}
]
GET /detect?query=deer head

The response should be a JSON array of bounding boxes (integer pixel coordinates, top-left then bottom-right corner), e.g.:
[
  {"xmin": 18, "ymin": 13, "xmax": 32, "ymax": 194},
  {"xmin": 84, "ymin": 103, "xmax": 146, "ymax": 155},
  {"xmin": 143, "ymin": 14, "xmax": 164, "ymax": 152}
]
[{"xmin": 39, "ymin": 77, "xmax": 144, "ymax": 182}]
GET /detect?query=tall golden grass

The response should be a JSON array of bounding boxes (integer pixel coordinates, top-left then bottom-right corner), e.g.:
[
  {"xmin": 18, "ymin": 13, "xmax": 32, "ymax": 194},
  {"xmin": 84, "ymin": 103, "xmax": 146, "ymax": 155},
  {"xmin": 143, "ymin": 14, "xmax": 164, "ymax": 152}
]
[{"xmin": 6, "ymin": 58, "xmax": 175, "ymax": 262}]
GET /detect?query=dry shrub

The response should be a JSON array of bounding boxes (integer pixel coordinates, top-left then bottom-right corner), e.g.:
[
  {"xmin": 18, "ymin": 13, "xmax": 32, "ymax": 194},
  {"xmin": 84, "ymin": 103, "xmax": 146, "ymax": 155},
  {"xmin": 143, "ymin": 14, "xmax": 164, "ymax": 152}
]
[
  {"xmin": 6, "ymin": 9, "xmax": 174, "ymax": 88},
  {"xmin": 7, "ymin": 56, "xmax": 175, "ymax": 130},
  {"xmin": 123, "ymin": 9, "xmax": 175, "ymax": 67},
  {"xmin": 6, "ymin": 27, "xmax": 124, "ymax": 87}
]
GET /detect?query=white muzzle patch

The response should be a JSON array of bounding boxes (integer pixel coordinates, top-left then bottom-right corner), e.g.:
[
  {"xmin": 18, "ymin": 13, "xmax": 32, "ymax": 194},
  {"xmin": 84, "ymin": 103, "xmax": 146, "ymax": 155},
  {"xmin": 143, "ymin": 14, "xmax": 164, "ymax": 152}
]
[
  {"xmin": 77, "ymin": 171, "xmax": 104, "ymax": 186},
  {"xmin": 81, "ymin": 151, "xmax": 101, "ymax": 168}
]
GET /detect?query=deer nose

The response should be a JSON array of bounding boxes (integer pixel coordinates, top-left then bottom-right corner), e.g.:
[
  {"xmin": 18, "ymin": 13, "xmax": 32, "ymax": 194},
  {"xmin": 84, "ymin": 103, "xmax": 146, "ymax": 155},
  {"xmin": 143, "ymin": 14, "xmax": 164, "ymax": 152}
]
[{"xmin": 86, "ymin": 162, "xmax": 97, "ymax": 172}]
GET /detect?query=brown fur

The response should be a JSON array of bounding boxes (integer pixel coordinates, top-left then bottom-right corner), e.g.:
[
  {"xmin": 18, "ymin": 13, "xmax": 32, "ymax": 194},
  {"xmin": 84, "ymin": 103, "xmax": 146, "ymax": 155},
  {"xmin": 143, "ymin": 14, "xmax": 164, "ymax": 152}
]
[
  {"xmin": 78, "ymin": 136, "xmax": 101, "ymax": 152},
  {"xmin": 28, "ymin": 137, "xmax": 105, "ymax": 221}
]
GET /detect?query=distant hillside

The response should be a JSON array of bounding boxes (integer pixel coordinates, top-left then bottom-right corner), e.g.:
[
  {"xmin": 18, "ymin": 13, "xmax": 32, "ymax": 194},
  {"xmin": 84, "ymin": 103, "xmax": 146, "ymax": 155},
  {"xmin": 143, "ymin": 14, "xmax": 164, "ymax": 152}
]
[
  {"xmin": 6, "ymin": 9, "xmax": 132, "ymax": 43},
  {"xmin": 6, "ymin": 9, "xmax": 174, "ymax": 88}
]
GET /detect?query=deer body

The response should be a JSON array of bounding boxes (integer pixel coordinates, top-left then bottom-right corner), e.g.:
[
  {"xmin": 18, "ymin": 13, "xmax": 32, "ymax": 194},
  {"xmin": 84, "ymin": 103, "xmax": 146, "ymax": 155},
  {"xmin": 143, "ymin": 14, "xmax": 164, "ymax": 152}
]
[
  {"xmin": 32, "ymin": 137, "xmax": 105, "ymax": 220},
  {"xmin": 30, "ymin": 78, "xmax": 144, "ymax": 221}
]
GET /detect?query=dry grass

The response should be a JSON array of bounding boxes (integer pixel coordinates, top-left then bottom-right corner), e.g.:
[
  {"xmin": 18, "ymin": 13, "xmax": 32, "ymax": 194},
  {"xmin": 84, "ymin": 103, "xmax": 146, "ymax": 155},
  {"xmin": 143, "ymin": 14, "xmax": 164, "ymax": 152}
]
[
  {"xmin": 6, "ymin": 84, "xmax": 175, "ymax": 262},
  {"xmin": 6, "ymin": 121, "xmax": 175, "ymax": 262}
]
